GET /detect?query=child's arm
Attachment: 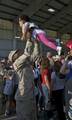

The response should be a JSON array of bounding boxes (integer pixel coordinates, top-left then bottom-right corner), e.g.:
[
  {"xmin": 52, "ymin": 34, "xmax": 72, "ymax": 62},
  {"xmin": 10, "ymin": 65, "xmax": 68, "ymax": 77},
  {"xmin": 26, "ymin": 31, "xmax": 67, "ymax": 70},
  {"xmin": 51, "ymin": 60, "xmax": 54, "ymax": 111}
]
[{"xmin": 21, "ymin": 23, "xmax": 29, "ymax": 41}]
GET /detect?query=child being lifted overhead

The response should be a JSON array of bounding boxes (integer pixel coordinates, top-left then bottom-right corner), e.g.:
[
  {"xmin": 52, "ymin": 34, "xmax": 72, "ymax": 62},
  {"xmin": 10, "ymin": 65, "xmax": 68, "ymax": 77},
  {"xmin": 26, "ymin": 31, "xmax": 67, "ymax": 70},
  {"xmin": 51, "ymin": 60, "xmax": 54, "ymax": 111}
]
[{"xmin": 19, "ymin": 15, "xmax": 57, "ymax": 51}]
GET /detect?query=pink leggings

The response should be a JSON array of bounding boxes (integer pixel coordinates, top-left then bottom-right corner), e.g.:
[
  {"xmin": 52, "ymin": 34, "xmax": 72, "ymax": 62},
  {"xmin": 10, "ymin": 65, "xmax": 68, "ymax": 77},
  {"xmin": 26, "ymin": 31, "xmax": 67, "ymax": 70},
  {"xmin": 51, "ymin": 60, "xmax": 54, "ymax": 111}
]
[{"xmin": 37, "ymin": 33, "xmax": 57, "ymax": 51}]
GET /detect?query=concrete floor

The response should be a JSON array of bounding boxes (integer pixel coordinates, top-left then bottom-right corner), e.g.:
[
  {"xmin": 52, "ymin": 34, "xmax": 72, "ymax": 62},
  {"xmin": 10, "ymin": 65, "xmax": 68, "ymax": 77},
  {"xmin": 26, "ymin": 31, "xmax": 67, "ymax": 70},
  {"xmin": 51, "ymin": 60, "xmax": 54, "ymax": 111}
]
[
  {"xmin": 0, "ymin": 115, "xmax": 16, "ymax": 120},
  {"xmin": 0, "ymin": 110, "xmax": 58, "ymax": 120}
]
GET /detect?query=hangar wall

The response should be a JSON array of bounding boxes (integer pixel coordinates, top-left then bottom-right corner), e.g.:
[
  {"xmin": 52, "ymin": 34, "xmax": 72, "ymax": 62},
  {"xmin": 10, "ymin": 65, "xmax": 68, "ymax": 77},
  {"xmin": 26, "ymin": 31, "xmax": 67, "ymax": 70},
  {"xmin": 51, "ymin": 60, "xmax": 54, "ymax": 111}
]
[
  {"xmin": 0, "ymin": 19, "xmax": 14, "ymax": 57},
  {"xmin": 0, "ymin": 19, "xmax": 24, "ymax": 57}
]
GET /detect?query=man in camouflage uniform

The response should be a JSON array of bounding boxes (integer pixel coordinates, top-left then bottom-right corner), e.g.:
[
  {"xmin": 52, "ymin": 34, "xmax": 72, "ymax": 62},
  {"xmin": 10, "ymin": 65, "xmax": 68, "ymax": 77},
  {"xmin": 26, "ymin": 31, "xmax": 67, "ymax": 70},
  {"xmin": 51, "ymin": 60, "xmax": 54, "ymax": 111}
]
[{"xmin": 8, "ymin": 39, "xmax": 40, "ymax": 120}]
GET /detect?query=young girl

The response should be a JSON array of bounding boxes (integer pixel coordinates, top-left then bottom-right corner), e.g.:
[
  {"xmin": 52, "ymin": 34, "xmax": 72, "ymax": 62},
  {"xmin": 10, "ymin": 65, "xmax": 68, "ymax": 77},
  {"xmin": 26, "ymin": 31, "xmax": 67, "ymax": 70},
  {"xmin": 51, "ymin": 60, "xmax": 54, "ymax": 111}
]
[
  {"xmin": 40, "ymin": 57, "xmax": 51, "ymax": 110},
  {"xmin": 19, "ymin": 15, "xmax": 57, "ymax": 51}
]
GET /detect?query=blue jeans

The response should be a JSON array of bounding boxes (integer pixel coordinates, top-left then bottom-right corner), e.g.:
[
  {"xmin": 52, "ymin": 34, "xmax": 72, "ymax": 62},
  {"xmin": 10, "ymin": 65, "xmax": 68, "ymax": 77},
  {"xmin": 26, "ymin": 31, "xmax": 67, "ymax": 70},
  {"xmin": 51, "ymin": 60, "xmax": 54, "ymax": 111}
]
[{"xmin": 42, "ymin": 84, "xmax": 49, "ymax": 108}]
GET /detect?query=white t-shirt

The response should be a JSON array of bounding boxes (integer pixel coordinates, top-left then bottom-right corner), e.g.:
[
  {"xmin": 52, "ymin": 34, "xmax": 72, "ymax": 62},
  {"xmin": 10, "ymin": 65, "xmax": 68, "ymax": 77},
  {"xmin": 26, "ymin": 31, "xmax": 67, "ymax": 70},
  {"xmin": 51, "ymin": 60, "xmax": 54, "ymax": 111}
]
[
  {"xmin": 22, "ymin": 22, "xmax": 45, "ymax": 39},
  {"xmin": 51, "ymin": 72, "xmax": 65, "ymax": 91},
  {"xmin": 22, "ymin": 22, "xmax": 38, "ymax": 32}
]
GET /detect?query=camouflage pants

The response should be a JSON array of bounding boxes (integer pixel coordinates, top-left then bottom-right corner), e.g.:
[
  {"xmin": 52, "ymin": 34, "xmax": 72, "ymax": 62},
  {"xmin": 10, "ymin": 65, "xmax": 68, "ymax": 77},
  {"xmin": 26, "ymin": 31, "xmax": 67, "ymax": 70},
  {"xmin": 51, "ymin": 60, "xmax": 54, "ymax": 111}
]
[{"xmin": 16, "ymin": 99, "xmax": 37, "ymax": 120}]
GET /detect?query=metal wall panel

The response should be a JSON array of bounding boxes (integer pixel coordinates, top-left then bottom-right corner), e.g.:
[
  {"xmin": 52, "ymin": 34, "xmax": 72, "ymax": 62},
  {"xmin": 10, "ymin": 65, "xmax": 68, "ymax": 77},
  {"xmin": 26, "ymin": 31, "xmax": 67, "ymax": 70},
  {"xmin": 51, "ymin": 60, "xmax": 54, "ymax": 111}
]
[{"xmin": 0, "ymin": 39, "xmax": 13, "ymax": 57}]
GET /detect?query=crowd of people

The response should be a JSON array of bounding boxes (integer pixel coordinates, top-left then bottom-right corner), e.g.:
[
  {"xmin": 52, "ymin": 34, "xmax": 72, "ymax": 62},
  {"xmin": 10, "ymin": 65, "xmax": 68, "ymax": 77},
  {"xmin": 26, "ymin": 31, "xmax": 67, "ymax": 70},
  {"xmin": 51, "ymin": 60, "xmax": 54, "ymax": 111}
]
[
  {"xmin": 0, "ymin": 57, "xmax": 18, "ymax": 115},
  {"xmin": 0, "ymin": 15, "xmax": 72, "ymax": 120},
  {"xmin": 0, "ymin": 48, "xmax": 72, "ymax": 120}
]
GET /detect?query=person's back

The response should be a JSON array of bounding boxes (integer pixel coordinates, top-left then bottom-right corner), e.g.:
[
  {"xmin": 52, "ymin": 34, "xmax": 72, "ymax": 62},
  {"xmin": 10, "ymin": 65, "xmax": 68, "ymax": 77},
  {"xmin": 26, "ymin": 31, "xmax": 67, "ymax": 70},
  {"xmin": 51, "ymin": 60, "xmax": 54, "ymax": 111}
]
[
  {"xmin": 8, "ymin": 38, "xmax": 40, "ymax": 120},
  {"xmin": 12, "ymin": 53, "xmax": 36, "ymax": 120},
  {"xmin": 15, "ymin": 62, "xmax": 34, "ymax": 100}
]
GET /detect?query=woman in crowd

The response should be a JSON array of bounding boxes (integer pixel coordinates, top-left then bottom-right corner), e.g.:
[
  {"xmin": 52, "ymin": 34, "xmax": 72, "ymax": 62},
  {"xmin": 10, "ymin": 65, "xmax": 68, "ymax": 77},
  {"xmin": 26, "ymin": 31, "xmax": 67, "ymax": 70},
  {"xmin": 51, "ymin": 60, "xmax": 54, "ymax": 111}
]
[
  {"xmin": 51, "ymin": 60, "xmax": 66, "ymax": 120},
  {"xmin": 3, "ymin": 70, "xmax": 15, "ymax": 116},
  {"xmin": 40, "ymin": 57, "xmax": 51, "ymax": 110}
]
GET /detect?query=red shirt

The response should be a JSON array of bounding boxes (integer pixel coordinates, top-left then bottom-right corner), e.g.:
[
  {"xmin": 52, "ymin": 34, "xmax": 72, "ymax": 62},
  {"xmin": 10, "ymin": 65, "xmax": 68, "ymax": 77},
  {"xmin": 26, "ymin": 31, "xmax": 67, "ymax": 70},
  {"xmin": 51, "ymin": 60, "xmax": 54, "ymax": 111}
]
[{"xmin": 41, "ymin": 68, "xmax": 51, "ymax": 85}]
